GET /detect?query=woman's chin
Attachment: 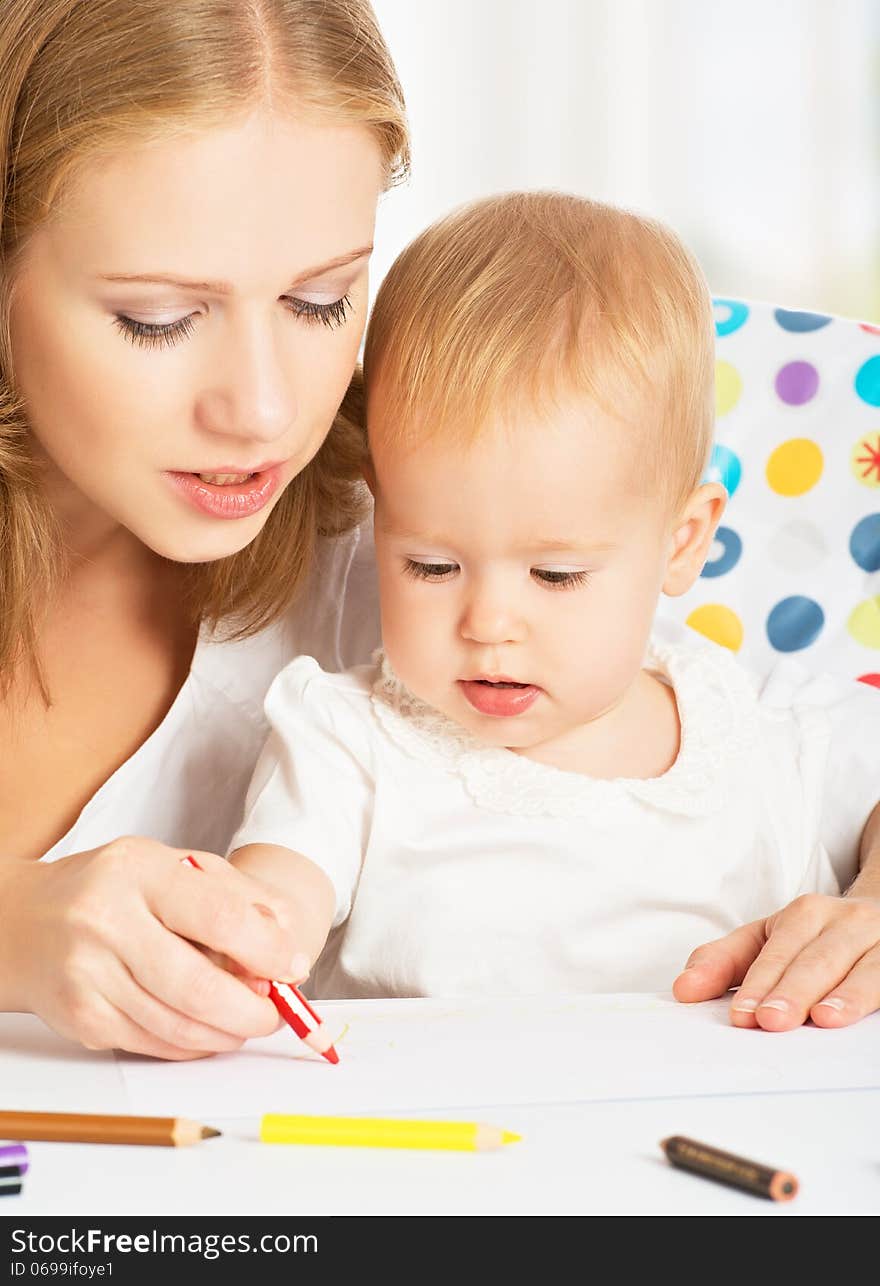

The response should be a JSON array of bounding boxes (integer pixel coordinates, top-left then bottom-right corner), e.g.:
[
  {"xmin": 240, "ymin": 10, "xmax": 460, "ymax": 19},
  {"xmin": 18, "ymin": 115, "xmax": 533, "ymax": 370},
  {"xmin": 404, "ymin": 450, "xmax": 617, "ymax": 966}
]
[{"xmin": 139, "ymin": 513, "xmax": 270, "ymax": 565}]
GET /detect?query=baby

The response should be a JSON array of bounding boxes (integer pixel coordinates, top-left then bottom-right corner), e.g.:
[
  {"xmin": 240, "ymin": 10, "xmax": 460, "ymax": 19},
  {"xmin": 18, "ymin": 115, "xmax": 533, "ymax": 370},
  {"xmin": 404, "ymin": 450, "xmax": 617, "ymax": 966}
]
[{"xmin": 228, "ymin": 192, "xmax": 875, "ymax": 1001}]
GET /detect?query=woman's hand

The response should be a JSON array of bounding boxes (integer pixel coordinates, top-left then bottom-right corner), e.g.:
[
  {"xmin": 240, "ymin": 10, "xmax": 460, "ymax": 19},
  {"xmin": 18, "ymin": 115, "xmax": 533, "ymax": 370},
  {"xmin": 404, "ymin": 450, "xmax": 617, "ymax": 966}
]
[
  {"xmin": 0, "ymin": 836, "xmax": 308, "ymax": 1060},
  {"xmin": 672, "ymin": 893, "xmax": 880, "ymax": 1030}
]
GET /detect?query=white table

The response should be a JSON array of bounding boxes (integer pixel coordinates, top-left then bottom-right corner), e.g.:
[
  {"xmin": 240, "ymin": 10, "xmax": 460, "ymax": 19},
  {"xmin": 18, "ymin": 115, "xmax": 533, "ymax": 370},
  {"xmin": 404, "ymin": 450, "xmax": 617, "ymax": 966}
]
[{"xmin": 2, "ymin": 999, "xmax": 878, "ymax": 1216}]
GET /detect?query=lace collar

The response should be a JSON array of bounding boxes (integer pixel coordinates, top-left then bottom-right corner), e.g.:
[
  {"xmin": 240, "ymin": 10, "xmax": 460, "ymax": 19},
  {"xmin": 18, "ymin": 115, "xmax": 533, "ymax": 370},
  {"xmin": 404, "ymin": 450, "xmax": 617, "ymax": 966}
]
[{"xmin": 369, "ymin": 637, "xmax": 760, "ymax": 819}]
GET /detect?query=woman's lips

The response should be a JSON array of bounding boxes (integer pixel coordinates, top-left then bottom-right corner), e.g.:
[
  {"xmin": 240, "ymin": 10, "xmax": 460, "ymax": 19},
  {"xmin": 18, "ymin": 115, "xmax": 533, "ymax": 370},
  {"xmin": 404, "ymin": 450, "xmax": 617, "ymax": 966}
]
[
  {"xmin": 458, "ymin": 679, "xmax": 541, "ymax": 717},
  {"xmin": 164, "ymin": 464, "xmax": 283, "ymax": 519}
]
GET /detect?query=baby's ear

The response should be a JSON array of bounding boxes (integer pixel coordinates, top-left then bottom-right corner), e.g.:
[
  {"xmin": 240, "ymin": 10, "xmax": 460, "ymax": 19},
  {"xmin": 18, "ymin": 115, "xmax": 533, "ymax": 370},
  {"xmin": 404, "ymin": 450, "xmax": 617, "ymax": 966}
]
[{"xmin": 662, "ymin": 482, "xmax": 727, "ymax": 597}]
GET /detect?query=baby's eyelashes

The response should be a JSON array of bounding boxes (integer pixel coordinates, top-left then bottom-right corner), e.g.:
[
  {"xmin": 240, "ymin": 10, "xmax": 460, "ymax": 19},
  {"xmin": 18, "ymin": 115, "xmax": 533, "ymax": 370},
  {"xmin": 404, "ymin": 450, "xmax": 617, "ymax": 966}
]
[
  {"xmin": 401, "ymin": 558, "xmax": 592, "ymax": 590},
  {"xmin": 402, "ymin": 558, "xmax": 459, "ymax": 581},
  {"xmin": 531, "ymin": 568, "xmax": 592, "ymax": 590}
]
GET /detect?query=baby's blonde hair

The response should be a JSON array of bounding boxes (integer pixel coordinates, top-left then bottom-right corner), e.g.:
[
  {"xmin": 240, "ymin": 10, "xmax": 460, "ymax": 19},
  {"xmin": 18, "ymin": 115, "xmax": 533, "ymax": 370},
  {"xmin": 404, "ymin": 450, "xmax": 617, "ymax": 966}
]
[{"xmin": 363, "ymin": 191, "xmax": 715, "ymax": 513}]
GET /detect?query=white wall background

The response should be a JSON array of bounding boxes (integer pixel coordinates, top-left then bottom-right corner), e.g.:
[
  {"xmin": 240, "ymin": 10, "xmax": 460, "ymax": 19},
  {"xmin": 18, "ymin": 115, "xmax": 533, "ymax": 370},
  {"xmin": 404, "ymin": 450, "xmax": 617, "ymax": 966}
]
[{"xmin": 370, "ymin": 0, "xmax": 880, "ymax": 321}]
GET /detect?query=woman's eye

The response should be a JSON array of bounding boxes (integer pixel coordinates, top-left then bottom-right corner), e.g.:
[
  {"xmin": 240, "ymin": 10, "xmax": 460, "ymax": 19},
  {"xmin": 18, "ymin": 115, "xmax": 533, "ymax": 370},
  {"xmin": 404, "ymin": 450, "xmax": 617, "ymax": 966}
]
[
  {"xmin": 403, "ymin": 559, "xmax": 459, "ymax": 582},
  {"xmin": 284, "ymin": 294, "xmax": 353, "ymax": 328},
  {"xmin": 113, "ymin": 314, "xmax": 196, "ymax": 349},
  {"xmin": 532, "ymin": 568, "xmax": 591, "ymax": 590},
  {"xmin": 113, "ymin": 293, "xmax": 353, "ymax": 350}
]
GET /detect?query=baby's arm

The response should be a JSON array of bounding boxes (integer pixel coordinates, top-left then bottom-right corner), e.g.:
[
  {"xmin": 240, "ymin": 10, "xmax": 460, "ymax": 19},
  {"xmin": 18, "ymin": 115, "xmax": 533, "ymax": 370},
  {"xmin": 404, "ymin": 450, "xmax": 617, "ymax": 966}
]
[
  {"xmin": 228, "ymin": 843, "xmax": 337, "ymax": 976},
  {"xmin": 222, "ymin": 658, "xmax": 375, "ymax": 990},
  {"xmin": 673, "ymin": 800, "xmax": 880, "ymax": 1029}
]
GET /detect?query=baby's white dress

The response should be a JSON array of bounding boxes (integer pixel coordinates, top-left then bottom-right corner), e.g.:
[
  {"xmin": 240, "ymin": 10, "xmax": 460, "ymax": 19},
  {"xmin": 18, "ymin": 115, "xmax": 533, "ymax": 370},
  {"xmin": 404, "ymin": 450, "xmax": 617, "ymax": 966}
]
[{"xmin": 229, "ymin": 621, "xmax": 878, "ymax": 997}]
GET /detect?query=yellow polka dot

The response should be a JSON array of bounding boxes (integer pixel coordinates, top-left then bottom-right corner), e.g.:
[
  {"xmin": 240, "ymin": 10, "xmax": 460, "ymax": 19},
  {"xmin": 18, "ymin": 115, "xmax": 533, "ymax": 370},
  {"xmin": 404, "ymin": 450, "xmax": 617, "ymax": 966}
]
[
  {"xmin": 847, "ymin": 597, "xmax": 880, "ymax": 649},
  {"xmin": 686, "ymin": 604, "xmax": 744, "ymax": 652},
  {"xmin": 850, "ymin": 431, "xmax": 880, "ymax": 488},
  {"xmin": 715, "ymin": 361, "xmax": 743, "ymax": 418},
  {"xmin": 765, "ymin": 439, "xmax": 823, "ymax": 496}
]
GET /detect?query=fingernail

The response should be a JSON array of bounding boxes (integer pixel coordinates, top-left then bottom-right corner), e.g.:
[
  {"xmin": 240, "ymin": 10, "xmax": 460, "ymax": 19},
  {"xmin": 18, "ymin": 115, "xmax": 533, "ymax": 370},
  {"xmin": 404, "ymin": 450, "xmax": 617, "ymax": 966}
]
[
  {"xmin": 683, "ymin": 962, "xmax": 701, "ymax": 971},
  {"xmin": 731, "ymin": 996, "xmax": 758, "ymax": 1013},
  {"xmin": 758, "ymin": 997, "xmax": 789, "ymax": 1013},
  {"xmin": 814, "ymin": 996, "xmax": 846, "ymax": 1012}
]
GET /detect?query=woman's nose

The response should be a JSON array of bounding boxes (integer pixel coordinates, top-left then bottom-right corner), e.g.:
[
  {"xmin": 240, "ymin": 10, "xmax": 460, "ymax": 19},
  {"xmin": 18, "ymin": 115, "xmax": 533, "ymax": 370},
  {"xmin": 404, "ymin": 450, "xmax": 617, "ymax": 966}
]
[{"xmin": 196, "ymin": 316, "xmax": 297, "ymax": 445}]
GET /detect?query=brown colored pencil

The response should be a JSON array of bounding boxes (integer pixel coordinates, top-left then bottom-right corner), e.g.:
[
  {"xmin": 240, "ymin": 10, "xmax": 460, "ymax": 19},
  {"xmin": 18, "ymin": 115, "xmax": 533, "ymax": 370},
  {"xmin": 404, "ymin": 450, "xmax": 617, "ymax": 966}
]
[
  {"xmin": 660, "ymin": 1135, "xmax": 799, "ymax": 1202},
  {"xmin": 0, "ymin": 1110, "xmax": 221, "ymax": 1148}
]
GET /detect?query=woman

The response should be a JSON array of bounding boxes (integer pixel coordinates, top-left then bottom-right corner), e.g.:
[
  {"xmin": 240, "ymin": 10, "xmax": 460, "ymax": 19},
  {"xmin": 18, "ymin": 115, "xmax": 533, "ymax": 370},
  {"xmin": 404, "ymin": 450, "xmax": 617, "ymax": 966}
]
[
  {"xmin": 1, "ymin": 0, "xmax": 877, "ymax": 1061},
  {"xmin": 0, "ymin": 0, "xmax": 407, "ymax": 1059}
]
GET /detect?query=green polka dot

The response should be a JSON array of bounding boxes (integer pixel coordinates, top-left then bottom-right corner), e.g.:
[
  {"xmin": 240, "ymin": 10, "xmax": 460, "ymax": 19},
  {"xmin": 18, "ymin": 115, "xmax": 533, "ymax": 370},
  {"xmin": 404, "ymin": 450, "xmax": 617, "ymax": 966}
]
[
  {"xmin": 847, "ymin": 598, "xmax": 880, "ymax": 649},
  {"xmin": 715, "ymin": 361, "xmax": 743, "ymax": 418},
  {"xmin": 686, "ymin": 604, "xmax": 744, "ymax": 652},
  {"xmin": 766, "ymin": 439, "xmax": 823, "ymax": 496}
]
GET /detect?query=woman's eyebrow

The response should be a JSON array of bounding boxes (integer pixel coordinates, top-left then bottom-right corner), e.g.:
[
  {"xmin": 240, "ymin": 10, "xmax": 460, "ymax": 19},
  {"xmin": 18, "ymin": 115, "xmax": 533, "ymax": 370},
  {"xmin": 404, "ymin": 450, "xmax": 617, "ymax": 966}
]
[{"xmin": 96, "ymin": 244, "xmax": 374, "ymax": 294}]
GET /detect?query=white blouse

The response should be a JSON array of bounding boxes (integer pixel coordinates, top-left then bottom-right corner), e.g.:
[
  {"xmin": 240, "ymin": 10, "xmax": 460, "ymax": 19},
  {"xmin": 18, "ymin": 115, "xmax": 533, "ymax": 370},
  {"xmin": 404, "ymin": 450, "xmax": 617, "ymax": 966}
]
[
  {"xmin": 39, "ymin": 525, "xmax": 381, "ymax": 864},
  {"xmin": 230, "ymin": 621, "xmax": 880, "ymax": 998}
]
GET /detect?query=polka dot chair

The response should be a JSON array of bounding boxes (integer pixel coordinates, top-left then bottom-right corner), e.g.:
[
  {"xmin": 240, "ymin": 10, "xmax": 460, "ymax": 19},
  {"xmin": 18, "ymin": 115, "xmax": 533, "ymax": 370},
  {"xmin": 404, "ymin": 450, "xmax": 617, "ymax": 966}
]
[{"xmin": 655, "ymin": 298, "xmax": 880, "ymax": 689}]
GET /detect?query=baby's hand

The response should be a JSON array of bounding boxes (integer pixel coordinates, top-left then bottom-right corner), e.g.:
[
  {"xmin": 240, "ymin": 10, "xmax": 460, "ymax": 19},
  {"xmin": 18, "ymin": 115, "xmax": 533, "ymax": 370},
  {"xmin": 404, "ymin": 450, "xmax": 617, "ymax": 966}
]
[{"xmin": 672, "ymin": 893, "xmax": 880, "ymax": 1030}]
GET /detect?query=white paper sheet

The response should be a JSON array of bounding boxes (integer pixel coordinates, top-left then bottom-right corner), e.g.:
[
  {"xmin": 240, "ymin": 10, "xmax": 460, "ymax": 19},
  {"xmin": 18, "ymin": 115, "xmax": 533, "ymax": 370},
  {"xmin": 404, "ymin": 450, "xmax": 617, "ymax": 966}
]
[
  {"xmin": 0, "ymin": 1014, "xmax": 127, "ymax": 1112},
  {"xmin": 115, "ymin": 993, "xmax": 880, "ymax": 1120}
]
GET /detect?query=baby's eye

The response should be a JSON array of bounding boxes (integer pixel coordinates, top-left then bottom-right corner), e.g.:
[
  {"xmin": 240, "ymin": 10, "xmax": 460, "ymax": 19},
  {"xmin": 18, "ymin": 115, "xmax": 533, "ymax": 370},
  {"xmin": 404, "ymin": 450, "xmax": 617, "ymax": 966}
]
[
  {"xmin": 402, "ymin": 558, "xmax": 459, "ymax": 582},
  {"xmin": 531, "ymin": 568, "xmax": 592, "ymax": 590}
]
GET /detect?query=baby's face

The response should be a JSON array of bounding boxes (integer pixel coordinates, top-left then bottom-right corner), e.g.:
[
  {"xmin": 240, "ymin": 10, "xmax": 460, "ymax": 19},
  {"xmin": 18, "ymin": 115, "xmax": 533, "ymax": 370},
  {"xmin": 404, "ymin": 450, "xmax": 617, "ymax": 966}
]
[{"xmin": 369, "ymin": 394, "xmax": 678, "ymax": 752}]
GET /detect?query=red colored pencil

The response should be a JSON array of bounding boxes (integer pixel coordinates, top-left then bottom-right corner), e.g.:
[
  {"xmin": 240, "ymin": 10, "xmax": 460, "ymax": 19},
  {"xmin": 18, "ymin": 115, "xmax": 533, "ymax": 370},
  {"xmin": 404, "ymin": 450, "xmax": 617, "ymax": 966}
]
[
  {"xmin": 181, "ymin": 855, "xmax": 339, "ymax": 1065},
  {"xmin": 267, "ymin": 981, "xmax": 339, "ymax": 1064}
]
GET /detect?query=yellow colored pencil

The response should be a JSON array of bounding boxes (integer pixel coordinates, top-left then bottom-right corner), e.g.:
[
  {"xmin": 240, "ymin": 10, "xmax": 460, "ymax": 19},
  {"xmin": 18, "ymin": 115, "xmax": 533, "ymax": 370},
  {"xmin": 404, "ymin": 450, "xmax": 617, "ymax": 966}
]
[{"xmin": 260, "ymin": 1113, "xmax": 521, "ymax": 1152}]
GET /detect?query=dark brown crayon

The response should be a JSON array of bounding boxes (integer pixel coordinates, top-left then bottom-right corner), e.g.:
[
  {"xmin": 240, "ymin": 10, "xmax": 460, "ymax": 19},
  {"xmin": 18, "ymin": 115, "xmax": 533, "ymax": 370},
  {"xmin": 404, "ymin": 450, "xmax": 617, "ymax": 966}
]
[{"xmin": 660, "ymin": 1135, "xmax": 799, "ymax": 1202}]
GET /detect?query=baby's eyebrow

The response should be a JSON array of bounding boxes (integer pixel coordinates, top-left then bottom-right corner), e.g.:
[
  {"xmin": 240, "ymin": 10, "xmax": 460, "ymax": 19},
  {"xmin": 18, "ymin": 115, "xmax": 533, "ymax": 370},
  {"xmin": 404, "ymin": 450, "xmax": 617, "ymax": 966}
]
[
  {"xmin": 383, "ymin": 526, "xmax": 617, "ymax": 555},
  {"xmin": 527, "ymin": 538, "xmax": 618, "ymax": 554}
]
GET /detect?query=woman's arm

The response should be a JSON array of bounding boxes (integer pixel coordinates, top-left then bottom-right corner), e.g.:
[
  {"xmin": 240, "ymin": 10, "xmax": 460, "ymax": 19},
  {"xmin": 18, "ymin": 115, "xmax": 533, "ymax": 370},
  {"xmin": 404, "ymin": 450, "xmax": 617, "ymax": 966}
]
[
  {"xmin": 673, "ymin": 800, "xmax": 880, "ymax": 1029},
  {"xmin": 0, "ymin": 837, "xmax": 306, "ymax": 1058},
  {"xmin": 847, "ymin": 801, "xmax": 880, "ymax": 896}
]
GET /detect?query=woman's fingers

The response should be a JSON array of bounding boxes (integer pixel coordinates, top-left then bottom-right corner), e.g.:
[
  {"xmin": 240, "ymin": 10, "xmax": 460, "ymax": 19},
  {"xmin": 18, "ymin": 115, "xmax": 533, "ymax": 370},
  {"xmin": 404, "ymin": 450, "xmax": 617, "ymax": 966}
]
[
  {"xmin": 120, "ymin": 920, "xmax": 281, "ymax": 1042},
  {"xmin": 27, "ymin": 837, "xmax": 311, "ymax": 1053},
  {"xmin": 49, "ymin": 988, "xmax": 220, "ymax": 1062},
  {"xmin": 809, "ymin": 943, "xmax": 880, "ymax": 1027},
  {"xmin": 737, "ymin": 898, "xmax": 880, "ymax": 1031},
  {"xmin": 672, "ymin": 919, "xmax": 769, "ymax": 1002},
  {"xmin": 675, "ymin": 895, "xmax": 880, "ymax": 1032}
]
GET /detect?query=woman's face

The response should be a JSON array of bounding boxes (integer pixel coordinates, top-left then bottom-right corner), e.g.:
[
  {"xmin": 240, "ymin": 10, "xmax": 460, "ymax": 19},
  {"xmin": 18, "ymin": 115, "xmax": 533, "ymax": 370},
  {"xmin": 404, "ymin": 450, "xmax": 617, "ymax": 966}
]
[{"xmin": 9, "ymin": 110, "xmax": 384, "ymax": 563}]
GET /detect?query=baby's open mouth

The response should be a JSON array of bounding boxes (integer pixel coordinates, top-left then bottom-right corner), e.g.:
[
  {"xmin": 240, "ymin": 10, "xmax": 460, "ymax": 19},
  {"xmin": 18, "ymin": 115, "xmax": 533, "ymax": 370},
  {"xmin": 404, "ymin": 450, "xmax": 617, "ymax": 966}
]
[{"xmin": 473, "ymin": 680, "xmax": 528, "ymax": 688}]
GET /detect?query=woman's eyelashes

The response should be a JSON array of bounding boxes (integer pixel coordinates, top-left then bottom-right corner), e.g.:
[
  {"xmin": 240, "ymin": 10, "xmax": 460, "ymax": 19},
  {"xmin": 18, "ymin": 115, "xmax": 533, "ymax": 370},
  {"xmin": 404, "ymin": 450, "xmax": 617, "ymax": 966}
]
[
  {"xmin": 112, "ymin": 293, "xmax": 353, "ymax": 350},
  {"xmin": 402, "ymin": 559, "xmax": 591, "ymax": 590}
]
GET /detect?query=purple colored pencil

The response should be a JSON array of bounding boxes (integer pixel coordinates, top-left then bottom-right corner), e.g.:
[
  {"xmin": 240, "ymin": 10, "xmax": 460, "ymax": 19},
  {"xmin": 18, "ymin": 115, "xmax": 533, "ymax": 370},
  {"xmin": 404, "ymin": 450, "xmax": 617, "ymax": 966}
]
[{"xmin": 0, "ymin": 1144, "xmax": 29, "ymax": 1174}]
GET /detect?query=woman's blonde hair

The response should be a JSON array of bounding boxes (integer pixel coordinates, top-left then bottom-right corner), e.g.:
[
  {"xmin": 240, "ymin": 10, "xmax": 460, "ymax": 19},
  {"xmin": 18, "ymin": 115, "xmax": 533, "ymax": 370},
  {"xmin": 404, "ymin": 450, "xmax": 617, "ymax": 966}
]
[
  {"xmin": 364, "ymin": 191, "xmax": 714, "ymax": 513},
  {"xmin": 0, "ymin": 0, "xmax": 409, "ymax": 693}
]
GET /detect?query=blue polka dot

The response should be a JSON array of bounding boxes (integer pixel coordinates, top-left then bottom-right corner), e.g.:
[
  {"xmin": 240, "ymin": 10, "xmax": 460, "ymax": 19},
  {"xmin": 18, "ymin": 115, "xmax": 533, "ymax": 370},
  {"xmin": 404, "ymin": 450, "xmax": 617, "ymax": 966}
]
[
  {"xmin": 714, "ymin": 300, "xmax": 749, "ymax": 337},
  {"xmin": 850, "ymin": 513, "xmax": 880, "ymax": 572},
  {"xmin": 703, "ymin": 443, "xmax": 742, "ymax": 499},
  {"xmin": 774, "ymin": 308, "xmax": 833, "ymax": 333},
  {"xmin": 701, "ymin": 526, "xmax": 742, "ymax": 578},
  {"xmin": 766, "ymin": 596, "xmax": 825, "ymax": 652},
  {"xmin": 855, "ymin": 355, "xmax": 880, "ymax": 407}
]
